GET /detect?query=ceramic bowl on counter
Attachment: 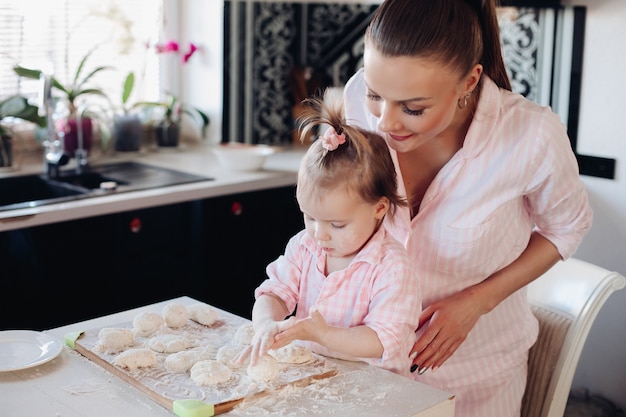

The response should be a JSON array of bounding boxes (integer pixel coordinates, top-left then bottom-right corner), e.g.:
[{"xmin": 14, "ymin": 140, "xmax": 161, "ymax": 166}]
[{"xmin": 212, "ymin": 143, "xmax": 277, "ymax": 171}]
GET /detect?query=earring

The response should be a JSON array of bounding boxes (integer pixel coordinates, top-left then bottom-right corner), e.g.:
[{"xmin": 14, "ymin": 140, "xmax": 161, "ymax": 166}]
[{"xmin": 457, "ymin": 91, "xmax": 472, "ymax": 109}]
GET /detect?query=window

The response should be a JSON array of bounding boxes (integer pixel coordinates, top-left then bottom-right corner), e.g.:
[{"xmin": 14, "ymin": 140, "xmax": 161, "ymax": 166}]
[{"xmin": 0, "ymin": 0, "xmax": 165, "ymax": 111}]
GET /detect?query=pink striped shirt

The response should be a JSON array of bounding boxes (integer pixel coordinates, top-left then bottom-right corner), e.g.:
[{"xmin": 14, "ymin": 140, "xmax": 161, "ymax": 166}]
[
  {"xmin": 345, "ymin": 70, "xmax": 593, "ymax": 417},
  {"xmin": 255, "ymin": 226, "xmax": 422, "ymax": 377}
]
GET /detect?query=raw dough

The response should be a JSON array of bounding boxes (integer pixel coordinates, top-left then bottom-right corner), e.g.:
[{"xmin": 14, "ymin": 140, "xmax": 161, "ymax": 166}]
[
  {"xmin": 190, "ymin": 360, "xmax": 233, "ymax": 386},
  {"xmin": 97, "ymin": 328, "xmax": 134, "ymax": 353},
  {"xmin": 188, "ymin": 303, "xmax": 218, "ymax": 326},
  {"xmin": 233, "ymin": 323, "xmax": 254, "ymax": 345},
  {"xmin": 114, "ymin": 348, "xmax": 157, "ymax": 369},
  {"xmin": 133, "ymin": 312, "xmax": 164, "ymax": 337},
  {"xmin": 247, "ymin": 354, "xmax": 280, "ymax": 382},
  {"xmin": 269, "ymin": 343, "xmax": 313, "ymax": 364},
  {"xmin": 216, "ymin": 343, "xmax": 249, "ymax": 368},
  {"xmin": 148, "ymin": 334, "xmax": 194, "ymax": 353},
  {"xmin": 162, "ymin": 302, "xmax": 189, "ymax": 328},
  {"xmin": 164, "ymin": 350, "xmax": 200, "ymax": 373}
]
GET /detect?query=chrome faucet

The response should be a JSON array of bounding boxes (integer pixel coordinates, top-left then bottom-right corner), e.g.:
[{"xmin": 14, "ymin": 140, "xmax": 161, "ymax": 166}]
[
  {"xmin": 39, "ymin": 72, "xmax": 69, "ymax": 178},
  {"xmin": 74, "ymin": 105, "xmax": 88, "ymax": 174}
]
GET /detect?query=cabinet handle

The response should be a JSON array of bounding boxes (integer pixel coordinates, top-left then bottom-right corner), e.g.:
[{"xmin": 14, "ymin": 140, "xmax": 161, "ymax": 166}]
[
  {"xmin": 129, "ymin": 216, "xmax": 142, "ymax": 233},
  {"xmin": 231, "ymin": 201, "xmax": 243, "ymax": 216}
]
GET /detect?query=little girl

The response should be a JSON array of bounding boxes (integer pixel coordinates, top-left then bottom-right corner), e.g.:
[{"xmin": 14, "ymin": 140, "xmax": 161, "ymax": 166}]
[{"xmin": 243, "ymin": 91, "xmax": 422, "ymax": 377}]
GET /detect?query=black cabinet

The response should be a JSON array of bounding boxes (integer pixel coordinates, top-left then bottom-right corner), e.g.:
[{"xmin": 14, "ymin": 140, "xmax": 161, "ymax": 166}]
[
  {"xmin": 198, "ymin": 185, "xmax": 302, "ymax": 319},
  {"xmin": 0, "ymin": 185, "xmax": 302, "ymax": 330}
]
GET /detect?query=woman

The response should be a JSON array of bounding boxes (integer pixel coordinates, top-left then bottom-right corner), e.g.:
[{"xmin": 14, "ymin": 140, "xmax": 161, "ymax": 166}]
[{"xmin": 343, "ymin": 0, "xmax": 593, "ymax": 416}]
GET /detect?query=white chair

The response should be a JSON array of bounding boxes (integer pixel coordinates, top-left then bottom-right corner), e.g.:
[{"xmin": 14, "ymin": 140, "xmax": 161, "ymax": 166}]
[{"xmin": 522, "ymin": 257, "xmax": 626, "ymax": 417}]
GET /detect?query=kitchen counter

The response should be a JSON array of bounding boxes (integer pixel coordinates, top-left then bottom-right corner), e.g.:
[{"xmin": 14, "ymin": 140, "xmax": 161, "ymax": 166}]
[
  {"xmin": 0, "ymin": 143, "xmax": 305, "ymax": 232},
  {"xmin": 0, "ymin": 297, "xmax": 455, "ymax": 417}
]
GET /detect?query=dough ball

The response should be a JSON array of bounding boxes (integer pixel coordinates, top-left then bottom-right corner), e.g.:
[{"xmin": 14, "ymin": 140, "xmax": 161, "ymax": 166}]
[
  {"xmin": 133, "ymin": 312, "xmax": 164, "ymax": 337},
  {"xmin": 114, "ymin": 348, "xmax": 157, "ymax": 369},
  {"xmin": 148, "ymin": 334, "xmax": 195, "ymax": 353},
  {"xmin": 162, "ymin": 302, "xmax": 189, "ymax": 328},
  {"xmin": 190, "ymin": 360, "xmax": 233, "ymax": 386},
  {"xmin": 233, "ymin": 323, "xmax": 254, "ymax": 345},
  {"xmin": 216, "ymin": 344, "xmax": 249, "ymax": 368},
  {"xmin": 269, "ymin": 343, "xmax": 313, "ymax": 364},
  {"xmin": 97, "ymin": 328, "xmax": 134, "ymax": 353},
  {"xmin": 165, "ymin": 350, "xmax": 200, "ymax": 373},
  {"xmin": 188, "ymin": 303, "xmax": 218, "ymax": 326},
  {"xmin": 247, "ymin": 354, "xmax": 280, "ymax": 382}
]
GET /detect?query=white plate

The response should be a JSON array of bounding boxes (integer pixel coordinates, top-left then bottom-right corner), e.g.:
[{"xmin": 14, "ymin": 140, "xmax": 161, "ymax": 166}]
[{"xmin": 0, "ymin": 330, "xmax": 63, "ymax": 371}]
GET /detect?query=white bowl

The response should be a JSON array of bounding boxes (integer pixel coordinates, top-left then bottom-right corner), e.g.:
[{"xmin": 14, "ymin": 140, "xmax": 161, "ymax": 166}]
[{"xmin": 212, "ymin": 143, "xmax": 276, "ymax": 171}]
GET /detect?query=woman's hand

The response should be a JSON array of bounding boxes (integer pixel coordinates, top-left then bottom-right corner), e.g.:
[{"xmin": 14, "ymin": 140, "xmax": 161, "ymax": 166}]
[{"xmin": 410, "ymin": 288, "xmax": 485, "ymax": 374}]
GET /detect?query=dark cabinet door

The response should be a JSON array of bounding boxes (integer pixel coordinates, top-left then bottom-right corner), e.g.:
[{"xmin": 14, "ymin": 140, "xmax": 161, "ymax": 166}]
[
  {"xmin": 199, "ymin": 185, "xmax": 302, "ymax": 318},
  {"xmin": 0, "ymin": 201, "xmax": 200, "ymax": 330}
]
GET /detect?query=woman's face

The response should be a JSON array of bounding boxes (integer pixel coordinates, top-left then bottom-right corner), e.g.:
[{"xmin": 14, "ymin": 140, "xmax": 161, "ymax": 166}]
[{"xmin": 363, "ymin": 47, "xmax": 472, "ymax": 153}]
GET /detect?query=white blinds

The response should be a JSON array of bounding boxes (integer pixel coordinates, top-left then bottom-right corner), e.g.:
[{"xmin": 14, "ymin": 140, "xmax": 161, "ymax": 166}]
[{"xmin": 0, "ymin": 0, "xmax": 164, "ymax": 108}]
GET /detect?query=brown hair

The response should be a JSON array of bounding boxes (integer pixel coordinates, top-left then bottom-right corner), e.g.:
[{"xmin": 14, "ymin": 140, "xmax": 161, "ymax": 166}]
[
  {"xmin": 365, "ymin": 0, "xmax": 511, "ymax": 91},
  {"xmin": 296, "ymin": 90, "xmax": 406, "ymax": 217}
]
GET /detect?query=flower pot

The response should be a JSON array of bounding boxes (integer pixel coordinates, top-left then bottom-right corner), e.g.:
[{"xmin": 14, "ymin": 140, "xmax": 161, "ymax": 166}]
[
  {"xmin": 155, "ymin": 121, "xmax": 180, "ymax": 147},
  {"xmin": 0, "ymin": 134, "xmax": 14, "ymax": 169},
  {"xmin": 60, "ymin": 117, "xmax": 93, "ymax": 157},
  {"xmin": 113, "ymin": 115, "xmax": 142, "ymax": 152}
]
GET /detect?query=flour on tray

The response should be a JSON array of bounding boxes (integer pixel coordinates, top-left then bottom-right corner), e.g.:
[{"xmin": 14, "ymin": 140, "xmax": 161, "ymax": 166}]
[{"xmin": 75, "ymin": 301, "xmax": 336, "ymax": 405}]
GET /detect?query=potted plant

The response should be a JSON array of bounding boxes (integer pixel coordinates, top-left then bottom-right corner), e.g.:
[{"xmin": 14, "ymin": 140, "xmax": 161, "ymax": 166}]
[
  {"xmin": 111, "ymin": 72, "xmax": 143, "ymax": 152},
  {"xmin": 13, "ymin": 48, "xmax": 113, "ymax": 157},
  {"xmin": 0, "ymin": 95, "xmax": 46, "ymax": 169},
  {"xmin": 138, "ymin": 93, "xmax": 209, "ymax": 148}
]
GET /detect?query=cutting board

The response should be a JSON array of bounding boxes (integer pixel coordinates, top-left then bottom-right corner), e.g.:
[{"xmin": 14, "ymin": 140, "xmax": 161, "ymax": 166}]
[{"xmin": 72, "ymin": 303, "xmax": 337, "ymax": 415}]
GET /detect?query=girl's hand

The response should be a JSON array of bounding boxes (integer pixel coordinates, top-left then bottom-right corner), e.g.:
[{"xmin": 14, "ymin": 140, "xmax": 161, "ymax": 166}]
[
  {"xmin": 273, "ymin": 307, "xmax": 329, "ymax": 348},
  {"xmin": 242, "ymin": 316, "xmax": 297, "ymax": 366},
  {"xmin": 410, "ymin": 289, "xmax": 484, "ymax": 374}
]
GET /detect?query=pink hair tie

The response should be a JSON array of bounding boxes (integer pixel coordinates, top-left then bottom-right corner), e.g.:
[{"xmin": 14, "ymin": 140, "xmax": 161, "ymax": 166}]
[{"xmin": 321, "ymin": 127, "xmax": 346, "ymax": 151}]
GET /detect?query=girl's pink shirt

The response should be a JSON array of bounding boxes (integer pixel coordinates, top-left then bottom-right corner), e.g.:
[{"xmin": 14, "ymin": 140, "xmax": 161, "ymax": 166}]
[
  {"xmin": 255, "ymin": 226, "xmax": 422, "ymax": 377},
  {"xmin": 344, "ymin": 69, "xmax": 593, "ymax": 417}
]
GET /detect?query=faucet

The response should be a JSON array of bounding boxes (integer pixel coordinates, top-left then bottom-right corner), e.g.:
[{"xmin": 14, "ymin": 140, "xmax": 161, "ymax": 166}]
[
  {"xmin": 39, "ymin": 72, "xmax": 69, "ymax": 178},
  {"xmin": 74, "ymin": 105, "xmax": 88, "ymax": 175}
]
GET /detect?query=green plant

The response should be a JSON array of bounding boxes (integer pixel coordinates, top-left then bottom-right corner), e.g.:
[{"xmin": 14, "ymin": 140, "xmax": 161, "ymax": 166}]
[
  {"xmin": 13, "ymin": 48, "xmax": 112, "ymax": 118},
  {"xmin": 138, "ymin": 93, "xmax": 210, "ymax": 138},
  {"xmin": 13, "ymin": 48, "xmax": 113, "ymax": 151},
  {"xmin": 0, "ymin": 95, "xmax": 46, "ymax": 137}
]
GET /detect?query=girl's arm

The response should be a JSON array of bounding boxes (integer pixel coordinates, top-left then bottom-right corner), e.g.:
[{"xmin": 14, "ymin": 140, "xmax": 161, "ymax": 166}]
[{"xmin": 273, "ymin": 307, "xmax": 384, "ymax": 359}]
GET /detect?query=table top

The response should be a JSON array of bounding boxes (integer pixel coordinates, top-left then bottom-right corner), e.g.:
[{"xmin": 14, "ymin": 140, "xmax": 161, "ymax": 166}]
[{"xmin": 0, "ymin": 297, "xmax": 454, "ymax": 417}]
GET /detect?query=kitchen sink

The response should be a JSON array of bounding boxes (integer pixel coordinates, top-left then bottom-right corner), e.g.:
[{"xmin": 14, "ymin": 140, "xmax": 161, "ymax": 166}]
[{"xmin": 0, "ymin": 161, "xmax": 213, "ymax": 211}]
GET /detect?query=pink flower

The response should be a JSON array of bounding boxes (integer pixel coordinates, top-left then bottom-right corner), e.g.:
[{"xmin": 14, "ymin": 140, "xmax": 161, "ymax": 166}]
[{"xmin": 182, "ymin": 43, "xmax": 198, "ymax": 64}]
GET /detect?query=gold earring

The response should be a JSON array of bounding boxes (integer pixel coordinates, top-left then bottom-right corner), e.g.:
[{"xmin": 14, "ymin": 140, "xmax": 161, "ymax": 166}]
[{"xmin": 457, "ymin": 91, "xmax": 472, "ymax": 109}]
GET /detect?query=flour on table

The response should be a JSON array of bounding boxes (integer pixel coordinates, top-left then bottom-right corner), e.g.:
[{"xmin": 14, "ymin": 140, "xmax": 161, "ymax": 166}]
[
  {"xmin": 132, "ymin": 312, "xmax": 164, "ymax": 337},
  {"xmin": 96, "ymin": 328, "xmax": 134, "ymax": 353},
  {"xmin": 114, "ymin": 348, "xmax": 157, "ymax": 369},
  {"xmin": 164, "ymin": 350, "xmax": 200, "ymax": 373},
  {"xmin": 147, "ymin": 334, "xmax": 195, "ymax": 353},
  {"xmin": 270, "ymin": 343, "xmax": 313, "ymax": 364},
  {"xmin": 187, "ymin": 303, "xmax": 218, "ymax": 326},
  {"xmin": 162, "ymin": 302, "xmax": 190, "ymax": 328},
  {"xmin": 216, "ymin": 343, "xmax": 249, "ymax": 368},
  {"xmin": 233, "ymin": 323, "xmax": 254, "ymax": 345},
  {"xmin": 247, "ymin": 354, "xmax": 280, "ymax": 382},
  {"xmin": 190, "ymin": 360, "xmax": 233, "ymax": 386}
]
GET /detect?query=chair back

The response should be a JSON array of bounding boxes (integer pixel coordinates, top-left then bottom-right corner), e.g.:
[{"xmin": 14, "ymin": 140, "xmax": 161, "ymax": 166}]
[{"xmin": 522, "ymin": 257, "xmax": 626, "ymax": 417}]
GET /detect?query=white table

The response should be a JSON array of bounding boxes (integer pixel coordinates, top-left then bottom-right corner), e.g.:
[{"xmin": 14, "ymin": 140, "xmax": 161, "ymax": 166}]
[{"xmin": 0, "ymin": 297, "xmax": 454, "ymax": 417}]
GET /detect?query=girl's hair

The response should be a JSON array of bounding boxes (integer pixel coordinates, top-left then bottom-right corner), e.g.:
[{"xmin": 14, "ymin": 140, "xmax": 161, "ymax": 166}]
[
  {"xmin": 296, "ymin": 90, "xmax": 406, "ymax": 217},
  {"xmin": 365, "ymin": 0, "xmax": 511, "ymax": 91}
]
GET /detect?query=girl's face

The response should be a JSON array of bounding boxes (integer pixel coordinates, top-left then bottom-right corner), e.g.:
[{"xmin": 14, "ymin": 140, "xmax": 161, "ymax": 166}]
[
  {"xmin": 298, "ymin": 186, "xmax": 388, "ymax": 261},
  {"xmin": 362, "ymin": 47, "xmax": 479, "ymax": 153}
]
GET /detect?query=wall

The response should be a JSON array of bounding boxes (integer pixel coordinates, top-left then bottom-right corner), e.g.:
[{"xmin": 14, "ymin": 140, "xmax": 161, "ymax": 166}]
[
  {"xmin": 186, "ymin": 0, "xmax": 626, "ymax": 409},
  {"xmin": 562, "ymin": 0, "xmax": 626, "ymax": 410}
]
